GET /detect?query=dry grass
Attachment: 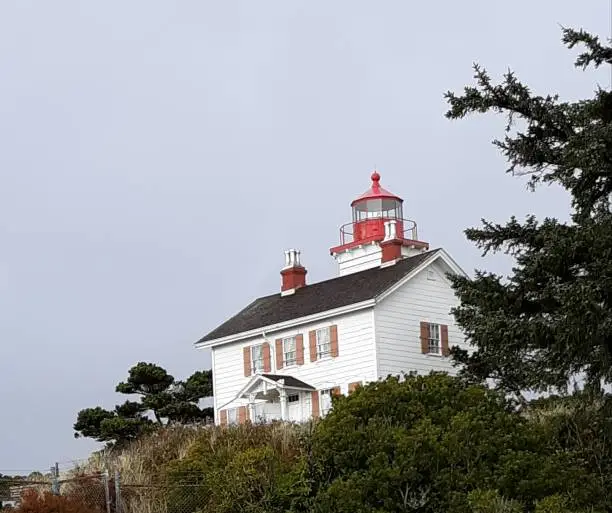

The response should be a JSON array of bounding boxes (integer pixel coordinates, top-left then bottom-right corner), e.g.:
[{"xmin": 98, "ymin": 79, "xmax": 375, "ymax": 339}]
[
  {"xmin": 62, "ymin": 422, "xmax": 307, "ymax": 513},
  {"xmin": 62, "ymin": 426, "xmax": 205, "ymax": 513},
  {"xmin": 85, "ymin": 426, "xmax": 202, "ymax": 484}
]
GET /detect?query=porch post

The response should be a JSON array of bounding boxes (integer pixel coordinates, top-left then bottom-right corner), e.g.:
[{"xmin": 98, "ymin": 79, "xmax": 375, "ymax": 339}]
[
  {"xmin": 248, "ymin": 393, "xmax": 256, "ymax": 422},
  {"xmin": 279, "ymin": 389, "xmax": 288, "ymax": 421}
]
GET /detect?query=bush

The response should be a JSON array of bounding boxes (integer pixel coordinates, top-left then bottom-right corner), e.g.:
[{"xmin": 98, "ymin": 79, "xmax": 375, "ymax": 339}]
[
  {"xmin": 307, "ymin": 373, "xmax": 597, "ymax": 513},
  {"xmin": 165, "ymin": 422, "xmax": 308, "ymax": 513},
  {"xmin": 15, "ymin": 490, "xmax": 97, "ymax": 513}
]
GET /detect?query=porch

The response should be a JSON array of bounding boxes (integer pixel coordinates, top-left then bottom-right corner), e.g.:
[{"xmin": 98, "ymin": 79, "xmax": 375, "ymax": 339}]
[{"xmin": 219, "ymin": 374, "xmax": 321, "ymax": 424}]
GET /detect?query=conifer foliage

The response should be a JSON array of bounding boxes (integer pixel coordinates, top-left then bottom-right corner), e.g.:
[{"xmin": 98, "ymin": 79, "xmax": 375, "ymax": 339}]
[
  {"xmin": 444, "ymin": 28, "xmax": 612, "ymax": 394},
  {"xmin": 74, "ymin": 362, "xmax": 213, "ymax": 446}
]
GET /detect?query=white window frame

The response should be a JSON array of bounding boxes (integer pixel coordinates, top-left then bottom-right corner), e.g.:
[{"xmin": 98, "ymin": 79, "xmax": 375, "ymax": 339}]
[
  {"xmin": 282, "ymin": 336, "xmax": 297, "ymax": 367},
  {"xmin": 320, "ymin": 388, "xmax": 334, "ymax": 415},
  {"xmin": 316, "ymin": 327, "xmax": 332, "ymax": 358},
  {"xmin": 287, "ymin": 393, "xmax": 299, "ymax": 403},
  {"xmin": 427, "ymin": 269, "xmax": 436, "ymax": 281},
  {"xmin": 251, "ymin": 344, "xmax": 264, "ymax": 373},
  {"xmin": 227, "ymin": 407, "xmax": 238, "ymax": 425},
  {"xmin": 427, "ymin": 323, "xmax": 441, "ymax": 355}
]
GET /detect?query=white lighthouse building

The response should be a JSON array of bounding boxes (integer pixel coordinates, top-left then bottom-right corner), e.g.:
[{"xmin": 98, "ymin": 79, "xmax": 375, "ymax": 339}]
[{"xmin": 195, "ymin": 171, "xmax": 467, "ymax": 425}]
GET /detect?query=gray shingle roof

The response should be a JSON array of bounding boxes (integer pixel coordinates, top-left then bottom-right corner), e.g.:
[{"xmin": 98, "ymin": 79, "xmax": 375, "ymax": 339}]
[
  {"xmin": 197, "ymin": 249, "xmax": 440, "ymax": 343},
  {"xmin": 261, "ymin": 374, "xmax": 315, "ymax": 390}
]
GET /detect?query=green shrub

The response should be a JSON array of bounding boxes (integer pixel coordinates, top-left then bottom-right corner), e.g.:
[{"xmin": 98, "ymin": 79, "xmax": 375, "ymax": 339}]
[
  {"xmin": 307, "ymin": 373, "xmax": 596, "ymax": 513},
  {"xmin": 165, "ymin": 422, "xmax": 307, "ymax": 513}
]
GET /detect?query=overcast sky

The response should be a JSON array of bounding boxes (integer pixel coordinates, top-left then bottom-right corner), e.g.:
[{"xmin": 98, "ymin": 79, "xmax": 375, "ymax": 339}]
[{"xmin": 0, "ymin": 1, "xmax": 608, "ymax": 473}]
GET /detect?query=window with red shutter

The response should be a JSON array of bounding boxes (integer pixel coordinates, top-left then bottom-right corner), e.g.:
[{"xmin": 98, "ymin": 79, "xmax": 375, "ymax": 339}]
[
  {"xmin": 309, "ymin": 330, "xmax": 317, "ymax": 362},
  {"xmin": 330, "ymin": 325, "xmax": 339, "ymax": 357},
  {"xmin": 243, "ymin": 347, "xmax": 252, "ymax": 377},
  {"xmin": 262, "ymin": 342, "xmax": 271, "ymax": 372},
  {"xmin": 311, "ymin": 390, "xmax": 320, "ymax": 418},
  {"xmin": 296, "ymin": 334, "xmax": 305, "ymax": 365},
  {"xmin": 275, "ymin": 339, "xmax": 283, "ymax": 370}
]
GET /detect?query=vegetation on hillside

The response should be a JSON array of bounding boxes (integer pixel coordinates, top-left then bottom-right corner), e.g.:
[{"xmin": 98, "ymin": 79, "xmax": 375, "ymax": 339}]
[
  {"xmin": 69, "ymin": 374, "xmax": 612, "ymax": 513},
  {"xmin": 73, "ymin": 363, "xmax": 213, "ymax": 446},
  {"xmin": 12, "ymin": 490, "xmax": 98, "ymax": 513}
]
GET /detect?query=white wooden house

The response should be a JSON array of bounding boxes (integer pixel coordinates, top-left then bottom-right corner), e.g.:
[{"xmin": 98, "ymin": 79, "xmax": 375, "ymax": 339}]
[{"xmin": 195, "ymin": 171, "xmax": 468, "ymax": 425}]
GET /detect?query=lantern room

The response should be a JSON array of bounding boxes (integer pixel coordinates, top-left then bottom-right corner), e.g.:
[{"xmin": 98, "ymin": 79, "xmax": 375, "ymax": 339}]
[
  {"xmin": 330, "ymin": 170, "xmax": 429, "ymax": 276},
  {"xmin": 350, "ymin": 171, "xmax": 404, "ymax": 242}
]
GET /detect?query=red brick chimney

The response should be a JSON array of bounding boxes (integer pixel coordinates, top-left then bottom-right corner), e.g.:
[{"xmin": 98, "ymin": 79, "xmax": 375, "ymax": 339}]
[
  {"xmin": 380, "ymin": 220, "xmax": 404, "ymax": 266},
  {"xmin": 281, "ymin": 249, "xmax": 307, "ymax": 295}
]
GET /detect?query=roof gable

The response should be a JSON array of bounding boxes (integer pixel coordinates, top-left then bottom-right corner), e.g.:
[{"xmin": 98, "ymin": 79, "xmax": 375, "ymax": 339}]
[{"xmin": 197, "ymin": 250, "xmax": 442, "ymax": 345}]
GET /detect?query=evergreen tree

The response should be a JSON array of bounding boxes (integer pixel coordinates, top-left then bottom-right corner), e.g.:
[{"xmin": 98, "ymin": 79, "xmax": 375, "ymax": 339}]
[
  {"xmin": 74, "ymin": 362, "xmax": 213, "ymax": 446},
  {"xmin": 445, "ymin": 28, "xmax": 612, "ymax": 396}
]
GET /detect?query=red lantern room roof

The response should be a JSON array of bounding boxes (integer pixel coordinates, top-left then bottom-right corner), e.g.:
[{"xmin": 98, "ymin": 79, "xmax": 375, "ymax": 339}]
[{"xmin": 350, "ymin": 171, "xmax": 403, "ymax": 207}]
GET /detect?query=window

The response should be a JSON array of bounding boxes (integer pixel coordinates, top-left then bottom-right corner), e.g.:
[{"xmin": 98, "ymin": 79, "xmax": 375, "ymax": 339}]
[
  {"xmin": 428, "ymin": 323, "xmax": 441, "ymax": 354},
  {"xmin": 227, "ymin": 408, "xmax": 238, "ymax": 425},
  {"xmin": 316, "ymin": 327, "xmax": 331, "ymax": 358},
  {"xmin": 251, "ymin": 344, "xmax": 264, "ymax": 373},
  {"xmin": 283, "ymin": 336, "xmax": 297, "ymax": 366},
  {"xmin": 320, "ymin": 389, "xmax": 333, "ymax": 415},
  {"xmin": 287, "ymin": 393, "xmax": 299, "ymax": 403},
  {"xmin": 427, "ymin": 269, "xmax": 436, "ymax": 281}
]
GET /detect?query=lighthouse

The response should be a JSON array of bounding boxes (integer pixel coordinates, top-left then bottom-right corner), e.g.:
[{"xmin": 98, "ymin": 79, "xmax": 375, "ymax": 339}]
[{"xmin": 329, "ymin": 171, "xmax": 429, "ymax": 276}]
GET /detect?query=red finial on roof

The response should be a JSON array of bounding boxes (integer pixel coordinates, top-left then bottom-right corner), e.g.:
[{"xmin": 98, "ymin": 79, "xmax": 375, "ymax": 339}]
[
  {"xmin": 371, "ymin": 170, "xmax": 381, "ymax": 190},
  {"xmin": 351, "ymin": 170, "xmax": 402, "ymax": 206}
]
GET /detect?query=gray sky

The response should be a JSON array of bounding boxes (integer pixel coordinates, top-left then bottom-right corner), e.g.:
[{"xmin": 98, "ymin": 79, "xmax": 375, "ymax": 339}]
[{"xmin": 0, "ymin": 1, "xmax": 608, "ymax": 473}]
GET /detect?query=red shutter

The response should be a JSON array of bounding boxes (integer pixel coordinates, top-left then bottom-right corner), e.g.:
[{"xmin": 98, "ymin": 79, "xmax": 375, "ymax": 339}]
[
  {"xmin": 311, "ymin": 391, "xmax": 320, "ymax": 418},
  {"xmin": 263, "ymin": 342, "xmax": 271, "ymax": 372},
  {"xmin": 348, "ymin": 381, "xmax": 361, "ymax": 394},
  {"xmin": 309, "ymin": 330, "xmax": 317, "ymax": 362},
  {"xmin": 275, "ymin": 339, "xmax": 283, "ymax": 370},
  {"xmin": 296, "ymin": 334, "xmax": 304, "ymax": 365},
  {"xmin": 219, "ymin": 409, "xmax": 228, "ymax": 426},
  {"xmin": 330, "ymin": 325, "xmax": 339, "ymax": 357},
  {"xmin": 420, "ymin": 322, "xmax": 430, "ymax": 354},
  {"xmin": 243, "ymin": 346, "xmax": 252, "ymax": 376},
  {"xmin": 441, "ymin": 325, "xmax": 450, "ymax": 356},
  {"xmin": 238, "ymin": 406, "xmax": 248, "ymax": 424}
]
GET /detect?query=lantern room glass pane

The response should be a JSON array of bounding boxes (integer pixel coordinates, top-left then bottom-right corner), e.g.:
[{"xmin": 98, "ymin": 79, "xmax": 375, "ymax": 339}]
[{"xmin": 353, "ymin": 198, "xmax": 402, "ymax": 221}]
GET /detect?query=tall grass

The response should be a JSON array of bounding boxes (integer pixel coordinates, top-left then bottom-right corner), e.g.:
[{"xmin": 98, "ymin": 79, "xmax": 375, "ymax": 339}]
[{"xmin": 63, "ymin": 423, "xmax": 307, "ymax": 513}]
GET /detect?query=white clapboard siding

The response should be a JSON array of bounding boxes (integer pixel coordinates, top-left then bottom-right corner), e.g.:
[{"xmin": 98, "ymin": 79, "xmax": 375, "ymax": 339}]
[
  {"xmin": 374, "ymin": 261, "xmax": 463, "ymax": 379},
  {"xmin": 212, "ymin": 309, "xmax": 376, "ymax": 418}
]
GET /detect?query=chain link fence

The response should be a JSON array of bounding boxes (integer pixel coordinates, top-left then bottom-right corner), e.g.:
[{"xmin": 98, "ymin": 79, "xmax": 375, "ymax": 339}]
[{"xmin": 1, "ymin": 473, "xmax": 207, "ymax": 513}]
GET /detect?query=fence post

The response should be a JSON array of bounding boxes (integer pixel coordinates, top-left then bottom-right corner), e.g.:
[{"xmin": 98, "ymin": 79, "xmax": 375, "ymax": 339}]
[
  {"xmin": 114, "ymin": 471, "xmax": 121, "ymax": 513},
  {"xmin": 102, "ymin": 471, "xmax": 112, "ymax": 513},
  {"xmin": 50, "ymin": 463, "xmax": 60, "ymax": 495}
]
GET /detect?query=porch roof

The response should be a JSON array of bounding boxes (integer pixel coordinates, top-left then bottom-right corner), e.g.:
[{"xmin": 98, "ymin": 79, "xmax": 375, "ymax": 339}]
[
  {"xmin": 219, "ymin": 374, "xmax": 316, "ymax": 410},
  {"xmin": 261, "ymin": 374, "xmax": 315, "ymax": 390}
]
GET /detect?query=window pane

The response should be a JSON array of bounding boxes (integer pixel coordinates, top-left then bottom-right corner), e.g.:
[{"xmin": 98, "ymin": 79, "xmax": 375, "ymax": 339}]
[
  {"xmin": 283, "ymin": 336, "xmax": 297, "ymax": 365},
  {"xmin": 316, "ymin": 328, "xmax": 331, "ymax": 357},
  {"xmin": 228, "ymin": 408, "xmax": 237, "ymax": 424},
  {"xmin": 320, "ymin": 389, "xmax": 333, "ymax": 415},
  {"xmin": 366, "ymin": 199, "xmax": 382, "ymax": 213},
  {"xmin": 252, "ymin": 344, "xmax": 264, "ymax": 372},
  {"xmin": 283, "ymin": 337, "xmax": 296, "ymax": 352},
  {"xmin": 428, "ymin": 323, "xmax": 440, "ymax": 354}
]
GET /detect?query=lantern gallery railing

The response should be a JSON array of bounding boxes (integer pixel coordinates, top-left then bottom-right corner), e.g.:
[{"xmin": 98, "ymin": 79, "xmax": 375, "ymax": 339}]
[{"xmin": 338, "ymin": 218, "xmax": 419, "ymax": 246}]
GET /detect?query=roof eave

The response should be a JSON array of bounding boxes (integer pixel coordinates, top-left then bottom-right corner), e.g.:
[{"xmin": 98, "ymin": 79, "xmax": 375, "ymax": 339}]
[
  {"xmin": 195, "ymin": 298, "xmax": 376, "ymax": 349},
  {"xmin": 374, "ymin": 248, "xmax": 468, "ymax": 304}
]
